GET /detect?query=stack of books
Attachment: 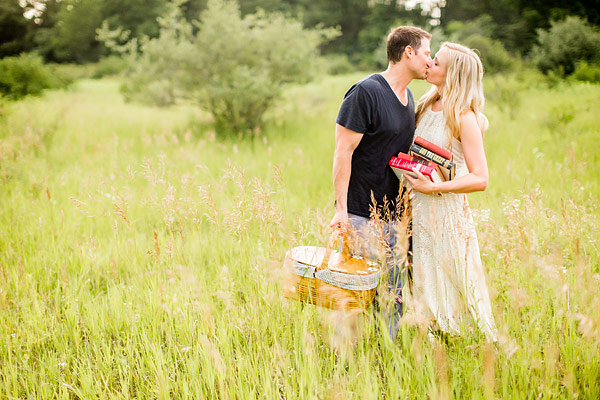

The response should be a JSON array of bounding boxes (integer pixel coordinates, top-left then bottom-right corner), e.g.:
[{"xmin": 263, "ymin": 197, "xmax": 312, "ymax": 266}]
[{"xmin": 389, "ymin": 136, "xmax": 455, "ymax": 183}]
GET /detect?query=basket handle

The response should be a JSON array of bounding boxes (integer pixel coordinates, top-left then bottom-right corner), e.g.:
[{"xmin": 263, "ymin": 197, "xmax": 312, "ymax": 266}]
[{"xmin": 317, "ymin": 228, "xmax": 350, "ymax": 271}]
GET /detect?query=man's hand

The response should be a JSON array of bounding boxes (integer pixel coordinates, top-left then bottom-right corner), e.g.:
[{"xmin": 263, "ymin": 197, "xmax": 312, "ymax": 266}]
[
  {"xmin": 331, "ymin": 124, "xmax": 362, "ymax": 232},
  {"xmin": 329, "ymin": 209, "xmax": 349, "ymax": 232}
]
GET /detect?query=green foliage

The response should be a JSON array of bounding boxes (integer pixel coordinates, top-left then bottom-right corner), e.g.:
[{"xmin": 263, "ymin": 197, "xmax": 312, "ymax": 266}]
[
  {"xmin": 4, "ymin": 0, "xmax": 600, "ymax": 70},
  {"xmin": 92, "ymin": 55, "xmax": 128, "ymax": 78},
  {"xmin": 532, "ymin": 16, "xmax": 600, "ymax": 76},
  {"xmin": 49, "ymin": 0, "xmax": 105, "ymax": 63},
  {"xmin": 0, "ymin": 0, "xmax": 36, "ymax": 57},
  {"xmin": 101, "ymin": 0, "xmax": 338, "ymax": 136},
  {"xmin": 3, "ymin": 0, "xmax": 444, "ymax": 66},
  {"xmin": 544, "ymin": 104, "xmax": 575, "ymax": 135},
  {"xmin": 441, "ymin": 0, "xmax": 600, "ymax": 55},
  {"xmin": 322, "ymin": 53, "xmax": 356, "ymax": 75},
  {"xmin": 484, "ymin": 72, "xmax": 543, "ymax": 120},
  {"xmin": 97, "ymin": 5, "xmax": 205, "ymax": 108},
  {"xmin": 49, "ymin": 63, "xmax": 96, "ymax": 81},
  {"xmin": 484, "ymin": 76, "xmax": 519, "ymax": 120},
  {"xmin": 192, "ymin": 1, "xmax": 338, "ymax": 134},
  {"xmin": 27, "ymin": 0, "xmax": 167, "ymax": 63},
  {"xmin": 463, "ymin": 34, "xmax": 514, "ymax": 75},
  {"xmin": 101, "ymin": 0, "xmax": 167, "ymax": 39},
  {"xmin": 292, "ymin": 0, "xmax": 371, "ymax": 57},
  {"xmin": 445, "ymin": 15, "xmax": 496, "ymax": 41},
  {"xmin": 571, "ymin": 61, "xmax": 600, "ymax": 84},
  {"xmin": 445, "ymin": 16, "xmax": 515, "ymax": 75},
  {"xmin": 355, "ymin": 1, "xmax": 430, "ymax": 64},
  {"xmin": 0, "ymin": 53, "xmax": 70, "ymax": 100}
]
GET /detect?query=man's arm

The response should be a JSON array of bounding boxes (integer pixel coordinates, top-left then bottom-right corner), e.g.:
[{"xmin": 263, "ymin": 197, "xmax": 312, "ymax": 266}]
[{"xmin": 329, "ymin": 123, "xmax": 363, "ymax": 230}]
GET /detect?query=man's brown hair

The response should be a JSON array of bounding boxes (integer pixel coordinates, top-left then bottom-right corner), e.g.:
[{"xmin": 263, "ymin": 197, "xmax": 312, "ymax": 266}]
[{"xmin": 387, "ymin": 26, "xmax": 431, "ymax": 63}]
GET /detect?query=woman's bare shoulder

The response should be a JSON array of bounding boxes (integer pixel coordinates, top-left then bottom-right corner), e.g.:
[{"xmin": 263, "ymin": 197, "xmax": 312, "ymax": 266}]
[
  {"xmin": 459, "ymin": 109, "xmax": 477, "ymax": 123},
  {"xmin": 458, "ymin": 110, "xmax": 483, "ymax": 140}
]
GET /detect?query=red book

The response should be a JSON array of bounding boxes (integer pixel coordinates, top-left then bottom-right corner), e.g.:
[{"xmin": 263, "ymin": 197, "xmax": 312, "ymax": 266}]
[
  {"xmin": 389, "ymin": 156, "xmax": 444, "ymax": 183},
  {"xmin": 395, "ymin": 152, "xmax": 436, "ymax": 167},
  {"xmin": 414, "ymin": 136, "xmax": 452, "ymax": 160}
]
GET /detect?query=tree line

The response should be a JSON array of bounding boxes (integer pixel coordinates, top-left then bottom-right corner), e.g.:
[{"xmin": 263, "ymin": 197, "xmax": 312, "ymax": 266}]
[{"xmin": 2, "ymin": 0, "xmax": 599, "ymax": 64}]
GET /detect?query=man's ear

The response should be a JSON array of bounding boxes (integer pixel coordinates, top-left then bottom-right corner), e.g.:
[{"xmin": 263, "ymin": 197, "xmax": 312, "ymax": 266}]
[{"xmin": 405, "ymin": 45, "xmax": 414, "ymax": 59}]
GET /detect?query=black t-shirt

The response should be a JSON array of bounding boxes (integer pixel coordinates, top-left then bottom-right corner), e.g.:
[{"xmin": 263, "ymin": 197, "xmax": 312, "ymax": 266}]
[{"xmin": 336, "ymin": 73, "xmax": 415, "ymax": 218}]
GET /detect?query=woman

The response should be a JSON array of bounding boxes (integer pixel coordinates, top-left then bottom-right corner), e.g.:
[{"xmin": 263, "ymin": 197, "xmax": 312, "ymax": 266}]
[{"xmin": 403, "ymin": 42, "xmax": 497, "ymax": 341}]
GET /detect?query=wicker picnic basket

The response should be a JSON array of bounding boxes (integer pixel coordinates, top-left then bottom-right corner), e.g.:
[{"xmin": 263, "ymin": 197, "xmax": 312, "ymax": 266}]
[{"xmin": 283, "ymin": 230, "xmax": 380, "ymax": 312}]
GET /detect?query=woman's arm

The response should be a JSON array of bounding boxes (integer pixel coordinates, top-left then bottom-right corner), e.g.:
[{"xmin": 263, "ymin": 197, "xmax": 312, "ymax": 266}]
[{"xmin": 404, "ymin": 111, "xmax": 488, "ymax": 194}]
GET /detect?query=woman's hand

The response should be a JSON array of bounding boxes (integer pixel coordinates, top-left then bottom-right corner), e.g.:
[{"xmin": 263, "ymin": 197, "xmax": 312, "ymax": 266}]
[{"xmin": 403, "ymin": 169, "xmax": 437, "ymax": 194}]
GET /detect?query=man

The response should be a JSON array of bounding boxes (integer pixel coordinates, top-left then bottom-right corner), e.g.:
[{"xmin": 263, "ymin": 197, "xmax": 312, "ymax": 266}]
[{"xmin": 330, "ymin": 26, "xmax": 432, "ymax": 339}]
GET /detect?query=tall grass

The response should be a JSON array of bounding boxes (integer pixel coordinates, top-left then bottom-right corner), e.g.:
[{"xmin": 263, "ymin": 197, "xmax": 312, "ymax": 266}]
[{"xmin": 0, "ymin": 74, "xmax": 599, "ymax": 398}]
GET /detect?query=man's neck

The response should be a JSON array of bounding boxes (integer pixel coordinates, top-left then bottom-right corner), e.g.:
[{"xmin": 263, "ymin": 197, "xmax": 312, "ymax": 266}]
[{"xmin": 380, "ymin": 63, "xmax": 413, "ymax": 96}]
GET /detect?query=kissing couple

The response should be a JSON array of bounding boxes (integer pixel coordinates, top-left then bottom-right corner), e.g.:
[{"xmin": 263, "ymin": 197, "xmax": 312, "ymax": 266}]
[{"xmin": 330, "ymin": 26, "xmax": 497, "ymax": 342}]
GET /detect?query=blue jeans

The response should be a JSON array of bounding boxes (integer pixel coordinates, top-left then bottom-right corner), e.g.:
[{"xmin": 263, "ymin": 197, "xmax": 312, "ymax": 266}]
[{"xmin": 347, "ymin": 213, "xmax": 407, "ymax": 340}]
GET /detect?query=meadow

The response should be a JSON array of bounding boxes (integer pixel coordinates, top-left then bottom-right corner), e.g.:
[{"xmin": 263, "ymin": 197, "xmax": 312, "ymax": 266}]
[{"xmin": 0, "ymin": 73, "xmax": 599, "ymax": 399}]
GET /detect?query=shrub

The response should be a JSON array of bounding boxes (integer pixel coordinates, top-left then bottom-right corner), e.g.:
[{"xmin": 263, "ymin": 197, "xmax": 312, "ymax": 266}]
[
  {"xmin": 571, "ymin": 61, "xmax": 600, "ymax": 83},
  {"xmin": 93, "ymin": 56, "xmax": 127, "ymax": 78},
  {"xmin": 99, "ymin": 0, "xmax": 338, "ymax": 136},
  {"xmin": 445, "ymin": 15, "xmax": 496, "ymax": 42},
  {"xmin": 463, "ymin": 34, "xmax": 514, "ymax": 75},
  {"xmin": 323, "ymin": 54, "xmax": 356, "ymax": 75},
  {"xmin": 484, "ymin": 74, "xmax": 526, "ymax": 120},
  {"xmin": 532, "ymin": 16, "xmax": 600, "ymax": 76},
  {"xmin": 0, "ymin": 53, "xmax": 68, "ymax": 100},
  {"xmin": 444, "ymin": 16, "xmax": 514, "ymax": 75},
  {"xmin": 49, "ymin": 63, "xmax": 95, "ymax": 82},
  {"xmin": 98, "ymin": 9, "xmax": 196, "ymax": 108}
]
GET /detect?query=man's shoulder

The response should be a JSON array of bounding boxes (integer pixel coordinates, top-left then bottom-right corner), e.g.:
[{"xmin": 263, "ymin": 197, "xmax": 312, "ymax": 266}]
[
  {"xmin": 343, "ymin": 74, "xmax": 386, "ymax": 101},
  {"xmin": 353, "ymin": 73, "xmax": 385, "ymax": 92}
]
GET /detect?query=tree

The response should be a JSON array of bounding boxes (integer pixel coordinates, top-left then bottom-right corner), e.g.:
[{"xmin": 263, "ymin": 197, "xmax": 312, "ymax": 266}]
[
  {"xmin": 0, "ymin": 53, "xmax": 69, "ymax": 99},
  {"xmin": 49, "ymin": 0, "xmax": 104, "ymax": 62},
  {"xmin": 357, "ymin": 0, "xmax": 431, "ymax": 65},
  {"xmin": 0, "ymin": 0, "xmax": 37, "ymax": 57},
  {"xmin": 445, "ymin": 16, "xmax": 514, "ymax": 74},
  {"xmin": 101, "ymin": 0, "xmax": 167, "ymax": 39},
  {"xmin": 100, "ymin": 0, "xmax": 338, "ymax": 135},
  {"xmin": 440, "ymin": 0, "xmax": 600, "ymax": 55},
  {"xmin": 183, "ymin": 0, "xmax": 436, "ymax": 64},
  {"xmin": 28, "ymin": 0, "xmax": 167, "ymax": 63},
  {"xmin": 532, "ymin": 16, "xmax": 600, "ymax": 76}
]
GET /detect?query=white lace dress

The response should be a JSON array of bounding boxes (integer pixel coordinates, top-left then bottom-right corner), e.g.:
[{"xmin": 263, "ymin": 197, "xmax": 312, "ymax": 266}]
[{"xmin": 407, "ymin": 108, "xmax": 497, "ymax": 340}]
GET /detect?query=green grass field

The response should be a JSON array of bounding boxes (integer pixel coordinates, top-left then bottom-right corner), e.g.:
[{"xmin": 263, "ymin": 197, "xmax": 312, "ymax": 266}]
[{"xmin": 1, "ymin": 73, "xmax": 599, "ymax": 399}]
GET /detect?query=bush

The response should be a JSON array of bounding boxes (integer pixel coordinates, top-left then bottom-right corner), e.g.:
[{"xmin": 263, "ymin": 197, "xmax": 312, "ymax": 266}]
[
  {"xmin": 571, "ymin": 61, "xmax": 600, "ymax": 83},
  {"xmin": 49, "ymin": 63, "xmax": 95, "ymax": 82},
  {"xmin": 92, "ymin": 56, "xmax": 127, "ymax": 78},
  {"xmin": 323, "ymin": 54, "xmax": 356, "ymax": 75},
  {"xmin": 444, "ymin": 16, "xmax": 514, "ymax": 75},
  {"xmin": 0, "ymin": 53, "xmax": 68, "ymax": 100},
  {"xmin": 484, "ymin": 74, "xmax": 525, "ymax": 120},
  {"xmin": 532, "ymin": 16, "xmax": 600, "ymax": 76},
  {"xmin": 463, "ymin": 34, "xmax": 514, "ymax": 75},
  {"xmin": 99, "ymin": 0, "xmax": 338, "ymax": 136},
  {"xmin": 445, "ymin": 15, "xmax": 496, "ymax": 42}
]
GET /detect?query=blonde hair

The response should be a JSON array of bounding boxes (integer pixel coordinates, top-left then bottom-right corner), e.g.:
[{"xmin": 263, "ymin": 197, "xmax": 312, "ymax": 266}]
[{"xmin": 415, "ymin": 42, "xmax": 488, "ymax": 140}]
